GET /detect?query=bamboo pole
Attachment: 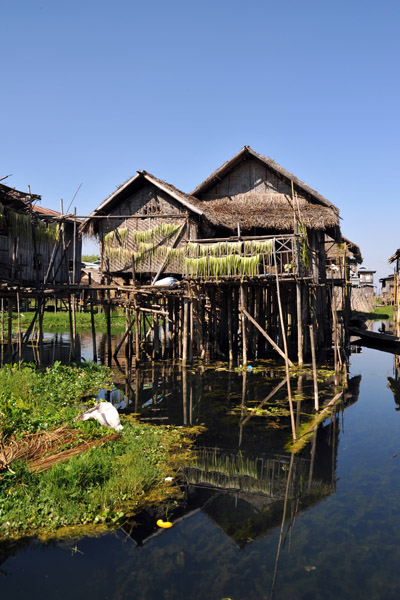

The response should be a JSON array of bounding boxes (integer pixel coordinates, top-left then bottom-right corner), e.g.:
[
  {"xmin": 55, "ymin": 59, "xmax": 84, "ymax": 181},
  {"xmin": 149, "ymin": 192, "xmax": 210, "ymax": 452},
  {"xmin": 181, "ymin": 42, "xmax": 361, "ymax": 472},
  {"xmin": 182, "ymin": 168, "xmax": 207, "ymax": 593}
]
[
  {"xmin": 309, "ymin": 323, "xmax": 319, "ymax": 410},
  {"xmin": 269, "ymin": 452, "xmax": 295, "ymax": 600},
  {"xmin": 227, "ymin": 287, "xmax": 233, "ymax": 364},
  {"xmin": 182, "ymin": 367, "xmax": 188, "ymax": 425},
  {"xmin": 105, "ymin": 302, "xmax": 112, "ymax": 367},
  {"xmin": 7, "ymin": 298, "xmax": 12, "ymax": 356},
  {"xmin": 296, "ymin": 280, "xmax": 304, "ymax": 366},
  {"xmin": 241, "ymin": 308, "xmax": 294, "ymax": 367},
  {"xmin": 189, "ymin": 297, "xmax": 193, "ymax": 362},
  {"xmin": 240, "ymin": 284, "xmax": 247, "ymax": 365},
  {"xmin": 68, "ymin": 296, "xmax": 75, "ymax": 360},
  {"xmin": 134, "ymin": 304, "xmax": 141, "ymax": 362},
  {"xmin": 90, "ymin": 297, "xmax": 97, "ymax": 362},
  {"xmin": 182, "ymin": 297, "xmax": 189, "ymax": 365},
  {"xmin": 273, "ymin": 245, "xmax": 296, "ymax": 441}
]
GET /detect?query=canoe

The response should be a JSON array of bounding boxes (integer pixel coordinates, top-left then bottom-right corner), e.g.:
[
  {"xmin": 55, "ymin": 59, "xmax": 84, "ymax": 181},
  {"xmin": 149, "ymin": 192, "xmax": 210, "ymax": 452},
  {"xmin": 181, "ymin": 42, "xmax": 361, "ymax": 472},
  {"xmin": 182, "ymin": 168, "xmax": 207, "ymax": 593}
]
[{"xmin": 349, "ymin": 326, "xmax": 400, "ymax": 349}]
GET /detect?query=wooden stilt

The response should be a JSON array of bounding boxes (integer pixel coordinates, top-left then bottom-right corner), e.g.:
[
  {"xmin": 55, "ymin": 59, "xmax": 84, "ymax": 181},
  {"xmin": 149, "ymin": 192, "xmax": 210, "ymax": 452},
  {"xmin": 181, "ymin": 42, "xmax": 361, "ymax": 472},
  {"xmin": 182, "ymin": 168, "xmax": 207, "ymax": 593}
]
[
  {"xmin": 105, "ymin": 302, "xmax": 112, "ymax": 367},
  {"xmin": 240, "ymin": 284, "xmax": 247, "ymax": 365},
  {"xmin": 241, "ymin": 308, "xmax": 294, "ymax": 367},
  {"xmin": 228, "ymin": 287, "xmax": 233, "ymax": 364},
  {"xmin": 7, "ymin": 298, "xmax": 12, "ymax": 356},
  {"xmin": 273, "ymin": 245, "xmax": 296, "ymax": 441},
  {"xmin": 309, "ymin": 323, "xmax": 319, "ymax": 411},
  {"xmin": 134, "ymin": 304, "xmax": 141, "ymax": 363},
  {"xmin": 182, "ymin": 297, "xmax": 189, "ymax": 365},
  {"xmin": 296, "ymin": 280, "xmax": 304, "ymax": 366},
  {"xmin": 189, "ymin": 296, "xmax": 193, "ymax": 362},
  {"xmin": 182, "ymin": 367, "xmax": 188, "ymax": 425},
  {"xmin": 90, "ymin": 297, "xmax": 97, "ymax": 362}
]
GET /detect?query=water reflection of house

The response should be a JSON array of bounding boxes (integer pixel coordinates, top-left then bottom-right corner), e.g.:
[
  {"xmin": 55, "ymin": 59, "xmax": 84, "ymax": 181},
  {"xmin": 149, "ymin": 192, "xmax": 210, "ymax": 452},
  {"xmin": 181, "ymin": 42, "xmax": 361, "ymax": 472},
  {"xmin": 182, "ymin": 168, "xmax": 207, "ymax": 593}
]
[{"xmin": 119, "ymin": 365, "xmax": 361, "ymax": 550}]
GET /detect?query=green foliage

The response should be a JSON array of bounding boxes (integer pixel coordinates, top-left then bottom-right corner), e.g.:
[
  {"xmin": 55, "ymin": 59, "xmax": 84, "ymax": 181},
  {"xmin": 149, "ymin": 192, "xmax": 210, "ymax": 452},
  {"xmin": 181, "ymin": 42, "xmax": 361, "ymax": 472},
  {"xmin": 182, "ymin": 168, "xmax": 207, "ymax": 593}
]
[
  {"xmin": 298, "ymin": 223, "xmax": 311, "ymax": 270},
  {"xmin": 0, "ymin": 363, "xmax": 196, "ymax": 539},
  {"xmin": 0, "ymin": 421, "xmax": 192, "ymax": 538},
  {"xmin": 0, "ymin": 361, "xmax": 113, "ymax": 438},
  {"xmin": 4, "ymin": 209, "xmax": 59, "ymax": 245},
  {"xmin": 81, "ymin": 254, "xmax": 100, "ymax": 262},
  {"xmin": 12, "ymin": 309, "xmax": 127, "ymax": 335}
]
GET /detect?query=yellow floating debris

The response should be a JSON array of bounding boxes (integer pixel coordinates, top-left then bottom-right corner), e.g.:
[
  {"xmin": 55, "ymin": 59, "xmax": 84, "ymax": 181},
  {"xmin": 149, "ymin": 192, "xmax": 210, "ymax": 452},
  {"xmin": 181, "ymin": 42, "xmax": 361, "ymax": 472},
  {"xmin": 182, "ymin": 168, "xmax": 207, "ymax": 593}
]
[{"xmin": 157, "ymin": 519, "xmax": 173, "ymax": 529}]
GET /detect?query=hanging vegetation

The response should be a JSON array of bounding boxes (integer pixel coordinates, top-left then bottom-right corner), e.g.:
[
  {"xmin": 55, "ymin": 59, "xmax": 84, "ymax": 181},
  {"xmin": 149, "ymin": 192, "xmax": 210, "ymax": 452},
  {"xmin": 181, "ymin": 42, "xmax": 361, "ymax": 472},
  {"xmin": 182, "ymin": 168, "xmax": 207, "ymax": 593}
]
[
  {"xmin": 185, "ymin": 254, "xmax": 261, "ymax": 279},
  {"xmin": 7, "ymin": 210, "xmax": 33, "ymax": 241},
  {"xmin": 132, "ymin": 223, "xmax": 180, "ymax": 246},
  {"xmin": 4, "ymin": 208, "xmax": 59, "ymax": 245},
  {"xmin": 298, "ymin": 223, "xmax": 311, "ymax": 270},
  {"xmin": 35, "ymin": 221, "xmax": 59, "ymax": 245}
]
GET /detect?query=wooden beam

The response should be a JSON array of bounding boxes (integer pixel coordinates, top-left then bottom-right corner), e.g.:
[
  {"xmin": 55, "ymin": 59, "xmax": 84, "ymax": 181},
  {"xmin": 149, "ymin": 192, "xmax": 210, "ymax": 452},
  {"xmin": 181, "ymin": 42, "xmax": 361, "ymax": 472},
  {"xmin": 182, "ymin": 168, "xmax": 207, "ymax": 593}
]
[{"xmin": 241, "ymin": 308, "xmax": 294, "ymax": 367}]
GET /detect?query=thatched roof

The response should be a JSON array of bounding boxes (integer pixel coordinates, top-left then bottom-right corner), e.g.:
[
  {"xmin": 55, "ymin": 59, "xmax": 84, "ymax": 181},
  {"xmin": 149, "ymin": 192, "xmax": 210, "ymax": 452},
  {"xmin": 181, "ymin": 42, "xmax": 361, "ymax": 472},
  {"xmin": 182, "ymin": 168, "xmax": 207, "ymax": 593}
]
[
  {"xmin": 196, "ymin": 193, "xmax": 339, "ymax": 234},
  {"xmin": 191, "ymin": 146, "xmax": 340, "ymax": 236},
  {"xmin": 342, "ymin": 236, "xmax": 363, "ymax": 263},
  {"xmin": 193, "ymin": 146, "xmax": 339, "ymax": 211},
  {"xmin": 80, "ymin": 170, "xmax": 203, "ymax": 235},
  {"xmin": 82, "ymin": 147, "xmax": 342, "ymax": 238}
]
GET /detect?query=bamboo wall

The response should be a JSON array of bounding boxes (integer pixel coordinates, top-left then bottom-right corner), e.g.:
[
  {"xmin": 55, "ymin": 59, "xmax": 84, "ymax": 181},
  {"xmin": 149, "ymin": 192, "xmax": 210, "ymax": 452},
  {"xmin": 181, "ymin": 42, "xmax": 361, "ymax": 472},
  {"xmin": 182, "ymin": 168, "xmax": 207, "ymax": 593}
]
[
  {"xmin": 0, "ymin": 207, "xmax": 80, "ymax": 285},
  {"xmin": 99, "ymin": 181, "xmax": 194, "ymax": 276}
]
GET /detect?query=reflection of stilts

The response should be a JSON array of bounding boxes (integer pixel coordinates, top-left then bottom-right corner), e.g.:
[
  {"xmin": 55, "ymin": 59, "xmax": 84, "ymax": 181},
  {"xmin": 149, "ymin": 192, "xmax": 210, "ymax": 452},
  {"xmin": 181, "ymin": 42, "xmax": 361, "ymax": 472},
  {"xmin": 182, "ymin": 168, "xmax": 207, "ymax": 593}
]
[
  {"xmin": 269, "ymin": 452, "xmax": 295, "ymax": 600},
  {"xmin": 239, "ymin": 376, "xmax": 288, "ymax": 447}
]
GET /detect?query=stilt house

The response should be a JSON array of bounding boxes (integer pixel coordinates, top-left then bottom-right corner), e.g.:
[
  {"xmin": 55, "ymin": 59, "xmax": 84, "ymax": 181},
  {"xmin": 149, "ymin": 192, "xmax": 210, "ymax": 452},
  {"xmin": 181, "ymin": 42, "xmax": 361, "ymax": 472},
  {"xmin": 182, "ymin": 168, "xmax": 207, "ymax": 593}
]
[
  {"xmin": 81, "ymin": 146, "xmax": 350, "ymax": 363},
  {"xmin": 82, "ymin": 146, "xmax": 342, "ymax": 285},
  {"xmin": 0, "ymin": 182, "xmax": 81, "ymax": 285}
]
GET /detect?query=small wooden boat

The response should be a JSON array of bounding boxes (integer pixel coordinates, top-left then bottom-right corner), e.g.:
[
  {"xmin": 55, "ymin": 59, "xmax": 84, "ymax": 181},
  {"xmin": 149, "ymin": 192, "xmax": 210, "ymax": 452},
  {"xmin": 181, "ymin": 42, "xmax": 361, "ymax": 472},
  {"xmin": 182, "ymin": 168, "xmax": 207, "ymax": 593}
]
[{"xmin": 349, "ymin": 326, "xmax": 400, "ymax": 350}]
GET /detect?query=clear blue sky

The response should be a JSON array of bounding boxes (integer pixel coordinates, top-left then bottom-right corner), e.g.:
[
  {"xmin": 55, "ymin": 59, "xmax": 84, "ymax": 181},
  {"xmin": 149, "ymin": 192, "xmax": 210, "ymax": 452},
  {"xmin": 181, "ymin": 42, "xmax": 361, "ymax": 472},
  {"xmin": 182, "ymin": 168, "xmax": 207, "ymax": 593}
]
[{"xmin": 2, "ymin": 0, "xmax": 399, "ymax": 284}]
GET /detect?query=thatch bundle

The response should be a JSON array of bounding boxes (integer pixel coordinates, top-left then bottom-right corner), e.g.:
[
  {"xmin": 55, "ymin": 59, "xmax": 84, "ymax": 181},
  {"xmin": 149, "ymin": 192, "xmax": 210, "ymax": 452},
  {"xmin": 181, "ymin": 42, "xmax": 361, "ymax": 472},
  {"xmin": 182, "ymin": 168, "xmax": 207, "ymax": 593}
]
[{"xmin": 0, "ymin": 425, "xmax": 118, "ymax": 473}]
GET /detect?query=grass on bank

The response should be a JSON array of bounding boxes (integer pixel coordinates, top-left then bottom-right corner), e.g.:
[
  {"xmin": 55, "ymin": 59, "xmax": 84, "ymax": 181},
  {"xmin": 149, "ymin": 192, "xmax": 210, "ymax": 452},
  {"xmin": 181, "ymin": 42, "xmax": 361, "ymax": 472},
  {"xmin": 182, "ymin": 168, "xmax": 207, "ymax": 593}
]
[
  {"xmin": 0, "ymin": 362, "xmax": 195, "ymax": 540},
  {"xmin": 10, "ymin": 307, "xmax": 127, "ymax": 334}
]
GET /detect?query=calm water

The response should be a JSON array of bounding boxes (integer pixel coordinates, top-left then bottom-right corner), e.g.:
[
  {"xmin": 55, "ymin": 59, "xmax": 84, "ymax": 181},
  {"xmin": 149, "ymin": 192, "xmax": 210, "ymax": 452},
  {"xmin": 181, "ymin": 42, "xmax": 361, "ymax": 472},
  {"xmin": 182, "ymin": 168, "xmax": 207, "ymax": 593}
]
[{"xmin": 2, "ymin": 332, "xmax": 400, "ymax": 599}]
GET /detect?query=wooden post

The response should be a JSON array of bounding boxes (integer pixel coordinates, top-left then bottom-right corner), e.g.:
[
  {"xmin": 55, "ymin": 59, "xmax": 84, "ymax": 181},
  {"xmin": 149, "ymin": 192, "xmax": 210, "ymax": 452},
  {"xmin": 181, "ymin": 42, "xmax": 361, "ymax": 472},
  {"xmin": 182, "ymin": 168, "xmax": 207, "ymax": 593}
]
[
  {"xmin": 72, "ymin": 294, "xmax": 77, "ymax": 353},
  {"xmin": 153, "ymin": 311, "xmax": 160, "ymax": 359},
  {"xmin": 273, "ymin": 245, "xmax": 296, "ymax": 441},
  {"xmin": 131, "ymin": 255, "xmax": 136, "ymax": 286},
  {"xmin": 134, "ymin": 304, "xmax": 141, "ymax": 362},
  {"xmin": 182, "ymin": 297, "xmax": 189, "ymax": 365},
  {"xmin": 227, "ymin": 287, "xmax": 233, "ymax": 364},
  {"xmin": 72, "ymin": 207, "xmax": 77, "ymax": 284},
  {"xmin": 68, "ymin": 296, "xmax": 75, "ymax": 360},
  {"xmin": 90, "ymin": 297, "xmax": 97, "ymax": 362},
  {"xmin": 125, "ymin": 305, "xmax": 132, "ymax": 369},
  {"xmin": 309, "ymin": 323, "xmax": 319, "ymax": 411},
  {"xmin": 7, "ymin": 298, "xmax": 12, "ymax": 356},
  {"xmin": 241, "ymin": 308, "xmax": 294, "ymax": 367},
  {"xmin": 105, "ymin": 301, "xmax": 112, "ymax": 367},
  {"xmin": 189, "ymin": 296, "xmax": 193, "ymax": 362},
  {"xmin": 182, "ymin": 367, "xmax": 188, "ymax": 425},
  {"xmin": 296, "ymin": 280, "xmax": 304, "ymax": 366},
  {"xmin": 38, "ymin": 298, "xmax": 45, "ymax": 365},
  {"xmin": 240, "ymin": 284, "xmax": 247, "ymax": 365}
]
